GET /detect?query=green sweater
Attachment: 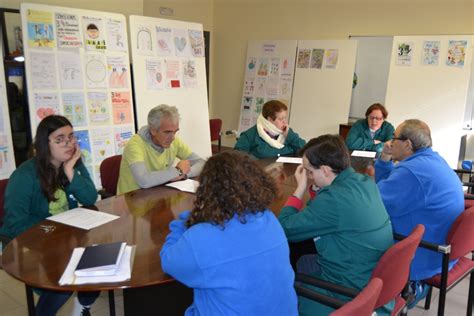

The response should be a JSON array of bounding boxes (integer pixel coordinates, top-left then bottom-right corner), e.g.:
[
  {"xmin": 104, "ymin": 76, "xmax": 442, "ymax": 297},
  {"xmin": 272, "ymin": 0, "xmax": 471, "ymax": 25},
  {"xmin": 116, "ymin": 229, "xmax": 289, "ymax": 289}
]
[
  {"xmin": 0, "ymin": 158, "xmax": 98, "ymax": 239},
  {"xmin": 279, "ymin": 168, "xmax": 393, "ymax": 315},
  {"xmin": 234, "ymin": 125, "xmax": 306, "ymax": 159},
  {"xmin": 345, "ymin": 119, "xmax": 394, "ymax": 152}
]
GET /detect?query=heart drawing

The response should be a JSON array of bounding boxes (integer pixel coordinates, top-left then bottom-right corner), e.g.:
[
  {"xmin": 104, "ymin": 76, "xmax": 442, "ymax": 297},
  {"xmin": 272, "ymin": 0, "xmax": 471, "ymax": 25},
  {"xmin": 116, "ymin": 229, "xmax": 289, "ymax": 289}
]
[{"xmin": 174, "ymin": 37, "xmax": 187, "ymax": 52}]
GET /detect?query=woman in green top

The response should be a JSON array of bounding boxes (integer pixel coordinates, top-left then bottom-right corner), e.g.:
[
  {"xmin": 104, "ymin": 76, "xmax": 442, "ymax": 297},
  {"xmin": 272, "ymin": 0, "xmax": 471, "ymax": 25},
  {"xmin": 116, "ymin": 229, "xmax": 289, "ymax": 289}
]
[{"xmin": 0, "ymin": 115, "xmax": 99, "ymax": 316}]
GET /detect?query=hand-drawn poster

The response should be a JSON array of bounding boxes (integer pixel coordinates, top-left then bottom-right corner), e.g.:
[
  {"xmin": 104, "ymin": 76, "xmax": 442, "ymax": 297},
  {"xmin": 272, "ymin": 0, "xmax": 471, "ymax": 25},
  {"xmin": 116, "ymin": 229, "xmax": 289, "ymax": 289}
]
[
  {"xmin": 239, "ymin": 96, "xmax": 253, "ymax": 130},
  {"xmin": 30, "ymin": 52, "xmax": 57, "ymax": 90},
  {"xmin": 165, "ymin": 59, "xmax": 181, "ymax": 88},
  {"xmin": 136, "ymin": 25, "xmax": 153, "ymax": 55},
  {"xmin": 254, "ymin": 97, "xmax": 265, "ymax": 119},
  {"xmin": 254, "ymin": 77, "xmax": 266, "ymax": 97},
  {"xmin": 57, "ymin": 51, "xmax": 83, "ymax": 89},
  {"xmin": 85, "ymin": 54, "xmax": 107, "ymax": 89},
  {"xmin": 257, "ymin": 58, "xmax": 269, "ymax": 76},
  {"xmin": 91, "ymin": 127, "xmax": 115, "ymax": 163},
  {"xmin": 146, "ymin": 59, "xmax": 165, "ymax": 90},
  {"xmin": 74, "ymin": 130, "xmax": 92, "ymax": 165},
  {"xmin": 106, "ymin": 18, "xmax": 126, "ymax": 52},
  {"xmin": 156, "ymin": 26, "xmax": 173, "ymax": 57},
  {"xmin": 396, "ymin": 42, "xmax": 414, "ymax": 66},
  {"xmin": 173, "ymin": 29, "xmax": 191, "ymax": 58},
  {"xmin": 87, "ymin": 91, "xmax": 110, "ymax": 124},
  {"xmin": 62, "ymin": 92, "xmax": 86, "ymax": 126},
  {"xmin": 0, "ymin": 136, "xmax": 13, "ymax": 175},
  {"xmin": 107, "ymin": 55, "xmax": 129, "ymax": 89},
  {"xmin": 446, "ymin": 40, "xmax": 467, "ymax": 68},
  {"xmin": 310, "ymin": 49, "xmax": 324, "ymax": 69},
  {"xmin": 82, "ymin": 16, "xmax": 107, "ymax": 51},
  {"xmin": 246, "ymin": 57, "xmax": 257, "ymax": 77},
  {"xmin": 243, "ymin": 78, "xmax": 255, "ymax": 97},
  {"xmin": 297, "ymin": 49, "xmax": 310, "ymax": 68},
  {"xmin": 27, "ymin": 9, "xmax": 55, "ymax": 48},
  {"xmin": 114, "ymin": 127, "xmax": 133, "ymax": 154},
  {"xmin": 280, "ymin": 57, "xmax": 294, "ymax": 77},
  {"xmin": 265, "ymin": 77, "xmax": 279, "ymax": 97},
  {"xmin": 33, "ymin": 93, "xmax": 59, "ymax": 124},
  {"xmin": 279, "ymin": 77, "xmax": 293, "ymax": 100},
  {"xmin": 183, "ymin": 60, "xmax": 198, "ymax": 88},
  {"xmin": 325, "ymin": 49, "xmax": 339, "ymax": 69},
  {"xmin": 111, "ymin": 91, "xmax": 132, "ymax": 124},
  {"xmin": 55, "ymin": 12, "xmax": 82, "ymax": 48},
  {"xmin": 188, "ymin": 29, "xmax": 204, "ymax": 57},
  {"xmin": 422, "ymin": 41, "xmax": 440, "ymax": 66},
  {"xmin": 270, "ymin": 58, "xmax": 280, "ymax": 76}
]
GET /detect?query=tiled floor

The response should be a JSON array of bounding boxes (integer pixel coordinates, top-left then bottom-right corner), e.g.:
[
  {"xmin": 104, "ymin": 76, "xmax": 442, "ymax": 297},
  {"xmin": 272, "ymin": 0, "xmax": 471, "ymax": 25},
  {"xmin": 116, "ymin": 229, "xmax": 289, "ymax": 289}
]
[{"xmin": 0, "ymin": 268, "xmax": 471, "ymax": 315}]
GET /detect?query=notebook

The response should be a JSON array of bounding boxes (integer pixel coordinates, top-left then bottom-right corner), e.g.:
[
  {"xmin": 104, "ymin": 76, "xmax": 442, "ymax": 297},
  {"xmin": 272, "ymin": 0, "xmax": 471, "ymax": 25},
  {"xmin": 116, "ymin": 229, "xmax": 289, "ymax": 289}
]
[{"xmin": 74, "ymin": 241, "xmax": 126, "ymax": 277}]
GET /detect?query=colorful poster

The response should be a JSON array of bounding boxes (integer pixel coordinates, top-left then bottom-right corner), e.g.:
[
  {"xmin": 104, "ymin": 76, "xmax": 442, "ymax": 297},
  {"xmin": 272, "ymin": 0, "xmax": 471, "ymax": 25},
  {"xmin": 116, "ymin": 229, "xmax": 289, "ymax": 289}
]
[
  {"xmin": 270, "ymin": 58, "xmax": 280, "ymax": 76},
  {"xmin": 254, "ymin": 97, "xmax": 265, "ymax": 121},
  {"xmin": 297, "ymin": 49, "xmax": 311, "ymax": 68},
  {"xmin": 188, "ymin": 29, "xmax": 204, "ymax": 57},
  {"xmin": 30, "ymin": 52, "xmax": 57, "ymax": 90},
  {"xmin": 173, "ymin": 29, "xmax": 191, "ymax": 58},
  {"xmin": 310, "ymin": 49, "xmax": 324, "ymax": 69},
  {"xmin": 87, "ymin": 91, "xmax": 110, "ymax": 124},
  {"xmin": 422, "ymin": 41, "xmax": 440, "ymax": 66},
  {"xmin": 165, "ymin": 59, "xmax": 181, "ymax": 88},
  {"xmin": 85, "ymin": 54, "xmax": 107, "ymax": 89},
  {"xmin": 446, "ymin": 40, "xmax": 467, "ymax": 68},
  {"xmin": 325, "ymin": 49, "xmax": 339, "ymax": 69},
  {"xmin": 257, "ymin": 58, "xmax": 269, "ymax": 76},
  {"xmin": 74, "ymin": 130, "xmax": 92, "ymax": 165},
  {"xmin": 0, "ymin": 136, "xmax": 13, "ymax": 175},
  {"xmin": 396, "ymin": 42, "xmax": 414, "ymax": 66},
  {"xmin": 82, "ymin": 16, "xmax": 107, "ymax": 51},
  {"xmin": 57, "ymin": 51, "xmax": 83, "ymax": 89},
  {"xmin": 280, "ymin": 57, "xmax": 294, "ymax": 77},
  {"xmin": 111, "ymin": 91, "xmax": 132, "ymax": 124},
  {"xmin": 156, "ymin": 26, "xmax": 173, "ymax": 57},
  {"xmin": 91, "ymin": 127, "xmax": 115, "ymax": 163},
  {"xmin": 26, "ymin": 9, "xmax": 55, "ymax": 48},
  {"xmin": 33, "ymin": 93, "xmax": 59, "ymax": 124},
  {"xmin": 62, "ymin": 92, "xmax": 86, "ymax": 126},
  {"xmin": 146, "ymin": 59, "xmax": 165, "ymax": 90},
  {"xmin": 107, "ymin": 55, "xmax": 129, "ymax": 89},
  {"xmin": 55, "ymin": 12, "xmax": 82, "ymax": 48},
  {"xmin": 114, "ymin": 127, "xmax": 133, "ymax": 154},
  {"xmin": 136, "ymin": 25, "xmax": 153, "ymax": 55},
  {"xmin": 246, "ymin": 57, "xmax": 257, "ymax": 77},
  {"xmin": 106, "ymin": 18, "xmax": 126, "ymax": 52},
  {"xmin": 182, "ymin": 60, "xmax": 198, "ymax": 88}
]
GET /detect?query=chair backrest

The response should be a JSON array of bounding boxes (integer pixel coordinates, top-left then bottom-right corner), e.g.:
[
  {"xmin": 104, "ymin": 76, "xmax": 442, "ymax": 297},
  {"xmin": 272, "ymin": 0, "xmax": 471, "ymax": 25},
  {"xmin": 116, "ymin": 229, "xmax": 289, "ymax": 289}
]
[
  {"xmin": 331, "ymin": 278, "xmax": 383, "ymax": 316},
  {"xmin": 100, "ymin": 155, "xmax": 122, "ymax": 196},
  {"xmin": 446, "ymin": 206, "xmax": 474, "ymax": 260},
  {"xmin": 0, "ymin": 178, "xmax": 8, "ymax": 228},
  {"xmin": 371, "ymin": 224, "xmax": 425, "ymax": 309},
  {"xmin": 209, "ymin": 119, "xmax": 222, "ymax": 142}
]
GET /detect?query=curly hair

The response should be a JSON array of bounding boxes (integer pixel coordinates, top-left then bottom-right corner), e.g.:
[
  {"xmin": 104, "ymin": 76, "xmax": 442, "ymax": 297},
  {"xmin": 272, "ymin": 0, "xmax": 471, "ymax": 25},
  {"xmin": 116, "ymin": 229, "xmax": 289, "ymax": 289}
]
[{"xmin": 186, "ymin": 151, "xmax": 277, "ymax": 228}]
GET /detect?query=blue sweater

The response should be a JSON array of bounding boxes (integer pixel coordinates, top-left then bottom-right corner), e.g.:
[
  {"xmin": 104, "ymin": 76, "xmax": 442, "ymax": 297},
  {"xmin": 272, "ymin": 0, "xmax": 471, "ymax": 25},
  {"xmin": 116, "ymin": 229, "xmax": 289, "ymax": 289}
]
[
  {"xmin": 375, "ymin": 148, "xmax": 464, "ymax": 280},
  {"xmin": 160, "ymin": 210, "xmax": 298, "ymax": 316}
]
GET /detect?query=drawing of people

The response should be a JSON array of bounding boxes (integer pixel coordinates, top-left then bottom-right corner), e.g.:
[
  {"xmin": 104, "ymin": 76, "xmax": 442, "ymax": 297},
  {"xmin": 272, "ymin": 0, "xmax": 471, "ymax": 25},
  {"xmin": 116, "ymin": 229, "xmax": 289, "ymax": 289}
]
[{"xmin": 86, "ymin": 23, "xmax": 100, "ymax": 40}]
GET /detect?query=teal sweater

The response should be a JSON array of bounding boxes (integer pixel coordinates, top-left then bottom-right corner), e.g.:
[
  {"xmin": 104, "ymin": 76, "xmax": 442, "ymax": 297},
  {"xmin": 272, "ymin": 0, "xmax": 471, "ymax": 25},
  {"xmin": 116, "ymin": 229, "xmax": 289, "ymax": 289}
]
[
  {"xmin": 345, "ymin": 119, "xmax": 394, "ymax": 152},
  {"xmin": 0, "ymin": 158, "xmax": 98, "ymax": 239},
  {"xmin": 234, "ymin": 125, "xmax": 306, "ymax": 159}
]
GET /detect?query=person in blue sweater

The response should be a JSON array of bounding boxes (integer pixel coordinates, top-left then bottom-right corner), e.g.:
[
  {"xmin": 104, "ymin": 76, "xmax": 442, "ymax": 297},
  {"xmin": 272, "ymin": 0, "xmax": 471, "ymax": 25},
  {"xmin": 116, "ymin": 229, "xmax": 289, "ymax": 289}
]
[
  {"xmin": 375, "ymin": 119, "xmax": 464, "ymax": 308},
  {"xmin": 160, "ymin": 151, "xmax": 298, "ymax": 316},
  {"xmin": 234, "ymin": 100, "xmax": 306, "ymax": 158},
  {"xmin": 0, "ymin": 116, "xmax": 99, "ymax": 316}
]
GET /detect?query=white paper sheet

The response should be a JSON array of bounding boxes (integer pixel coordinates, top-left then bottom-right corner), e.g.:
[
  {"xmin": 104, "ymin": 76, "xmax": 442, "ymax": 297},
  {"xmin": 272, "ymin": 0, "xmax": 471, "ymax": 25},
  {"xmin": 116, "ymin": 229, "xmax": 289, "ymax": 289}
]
[
  {"xmin": 59, "ymin": 245, "xmax": 133, "ymax": 285},
  {"xmin": 47, "ymin": 208, "xmax": 119, "ymax": 230},
  {"xmin": 351, "ymin": 150, "xmax": 377, "ymax": 158},
  {"xmin": 165, "ymin": 179, "xmax": 199, "ymax": 193},
  {"xmin": 276, "ymin": 157, "xmax": 302, "ymax": 164}
]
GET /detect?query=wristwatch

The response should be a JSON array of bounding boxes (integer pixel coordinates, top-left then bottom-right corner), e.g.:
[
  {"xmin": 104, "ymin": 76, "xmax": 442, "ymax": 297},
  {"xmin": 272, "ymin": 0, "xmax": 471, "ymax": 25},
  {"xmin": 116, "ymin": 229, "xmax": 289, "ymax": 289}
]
[{"xmin": 175, "ymin": 166, "xmax": 183, "ymax": 177}]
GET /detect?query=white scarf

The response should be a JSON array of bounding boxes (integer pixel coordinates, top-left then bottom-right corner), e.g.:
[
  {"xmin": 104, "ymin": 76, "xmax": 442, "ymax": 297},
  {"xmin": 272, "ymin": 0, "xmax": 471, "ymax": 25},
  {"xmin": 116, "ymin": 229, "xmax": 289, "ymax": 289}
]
[{"xmin": 256, "ymin": 114, "xmax": 286, "ymax": 149}]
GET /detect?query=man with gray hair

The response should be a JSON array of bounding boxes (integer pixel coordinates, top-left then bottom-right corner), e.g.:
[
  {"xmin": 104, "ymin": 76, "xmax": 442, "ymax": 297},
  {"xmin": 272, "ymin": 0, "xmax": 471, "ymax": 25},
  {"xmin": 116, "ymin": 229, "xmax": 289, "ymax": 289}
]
[
  {"xmin": 374, "ymin": 119, "xmax": 463, "ymax": 308},
  {"xmin": 117, "ymin": 104, "xmax": 204, "ymax": 194}
]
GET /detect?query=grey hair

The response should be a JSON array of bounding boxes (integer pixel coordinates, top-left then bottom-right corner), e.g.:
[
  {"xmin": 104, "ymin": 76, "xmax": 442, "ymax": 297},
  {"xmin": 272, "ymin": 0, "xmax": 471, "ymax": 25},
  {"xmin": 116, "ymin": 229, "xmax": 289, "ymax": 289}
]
[
  {"xmin": 399, "ymin": 119, "xmax": 432, "ymax": 152},
  {"xmin": 147, "ymin": 104, "xmax": 180, "ymax": 129}
]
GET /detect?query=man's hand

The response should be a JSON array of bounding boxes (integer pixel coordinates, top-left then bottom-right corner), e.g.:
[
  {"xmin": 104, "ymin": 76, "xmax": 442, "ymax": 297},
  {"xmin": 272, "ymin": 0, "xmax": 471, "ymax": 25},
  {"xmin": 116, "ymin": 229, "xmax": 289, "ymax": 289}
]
[
  {"xmin": 293, "ymin": 164, "xmax": 308, "ymax": 199},
  {"xmin": 176, "ymin": 160, "xmax": 191, "ymax": 175},
  {"xmin": 380, "ymin": 141, "xmax": 393, "ymax": 162}
]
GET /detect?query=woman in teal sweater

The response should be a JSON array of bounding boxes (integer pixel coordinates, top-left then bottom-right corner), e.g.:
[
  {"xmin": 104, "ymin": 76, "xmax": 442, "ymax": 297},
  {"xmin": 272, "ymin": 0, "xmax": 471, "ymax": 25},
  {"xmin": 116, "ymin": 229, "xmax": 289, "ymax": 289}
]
[{"xmin": 0, "ymin": 115, "xmax": 98, "ymax": 316}]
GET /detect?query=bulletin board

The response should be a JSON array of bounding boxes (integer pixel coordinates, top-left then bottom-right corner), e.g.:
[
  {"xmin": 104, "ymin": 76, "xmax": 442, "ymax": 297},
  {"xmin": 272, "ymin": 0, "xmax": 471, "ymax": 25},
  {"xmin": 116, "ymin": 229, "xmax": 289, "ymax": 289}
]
[
  {"xmin": 129, "ymin": 15, "xmax": 211, "ymax": 159},
  {"xmin": 21, "ymin": 3, "xmax": 136, "ymax": 187}
]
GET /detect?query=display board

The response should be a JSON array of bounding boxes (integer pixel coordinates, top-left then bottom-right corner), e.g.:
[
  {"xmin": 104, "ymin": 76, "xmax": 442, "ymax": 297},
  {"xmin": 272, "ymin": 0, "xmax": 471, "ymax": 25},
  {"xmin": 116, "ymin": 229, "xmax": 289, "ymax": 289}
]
[
  {"xmin": 237, "ymin": 40, "xmax": 298, "ymax": 133},
  {"xmin": 290, "ymin": 40, "xmax": 358, "ymax": 140},
  {"xmin": 0, "ymin": 44, "xmax": 16, "ymax": 179},
  {"xmin": 129, "ymin": 15, "xmax": 211, "ymax": 159},
  {"xmin": 21, "ymin": 3, "xmax": 136, "ymax": 187},
  {"xmin": 385, "ymin": 35, "xmax": 473, "ymax": 167}
]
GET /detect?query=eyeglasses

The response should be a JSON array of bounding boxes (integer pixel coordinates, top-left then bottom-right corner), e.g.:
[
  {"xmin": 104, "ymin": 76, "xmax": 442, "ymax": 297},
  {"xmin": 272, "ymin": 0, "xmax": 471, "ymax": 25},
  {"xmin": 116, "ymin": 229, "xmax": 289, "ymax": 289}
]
[
  {"xmin": 368, "ymin": 116, "xmax": 384, "ymax": 121},
  {"xmin": 392, "ymin": 137, "xmax": 408, "ymax": 142},
  {"xmin": 50, "ymin": 135, "xmax": 76, "ymax": 147}
]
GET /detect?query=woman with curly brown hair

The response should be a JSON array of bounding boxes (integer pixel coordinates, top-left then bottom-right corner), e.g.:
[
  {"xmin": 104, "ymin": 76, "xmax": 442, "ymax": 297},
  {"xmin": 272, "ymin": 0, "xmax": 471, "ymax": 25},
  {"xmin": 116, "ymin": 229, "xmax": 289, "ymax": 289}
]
[{"xmin": 160, "ymin": 151, "xmax": 297, "ymax": 316}]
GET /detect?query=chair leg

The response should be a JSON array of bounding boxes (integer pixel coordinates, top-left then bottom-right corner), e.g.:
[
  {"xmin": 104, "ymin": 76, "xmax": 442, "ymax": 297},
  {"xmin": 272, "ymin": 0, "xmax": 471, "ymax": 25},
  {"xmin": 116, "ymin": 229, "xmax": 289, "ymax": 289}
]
[
  {"xmin": 437, "ymin": 286, "xmax": 447, "ymax": 316},
  {"xmin": 108, "ymin": 290, "xmax": 116, "ymax": 316},
  {"xmin": 25, "ymin": 284, "xmax": 35, "ymax": 316},
  {"xmin": 424, "ymin": 286, "xmax": 433, "ymax": 310},
  {"xmin": 467, "ymin": 271, "xmax": 473, "ymax": 316}
]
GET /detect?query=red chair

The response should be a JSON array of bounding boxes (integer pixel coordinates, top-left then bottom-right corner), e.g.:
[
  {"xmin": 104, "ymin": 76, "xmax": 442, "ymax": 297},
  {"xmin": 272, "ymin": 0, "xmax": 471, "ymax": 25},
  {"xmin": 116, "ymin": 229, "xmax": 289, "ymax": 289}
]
[
  {"xmin": 296, "ymin": 225, "xmax": 425, "ymax": 316},
  {"xmin": 209, "ymin": 119, "xmax": 222, "ymax": 154},
  {"xmin": 420, "ymin": 207, "xmax": 474, "ymax": 316},
  {"xmin": 99, "ymin": 155, "xmax": 122, "ymax": 198}
]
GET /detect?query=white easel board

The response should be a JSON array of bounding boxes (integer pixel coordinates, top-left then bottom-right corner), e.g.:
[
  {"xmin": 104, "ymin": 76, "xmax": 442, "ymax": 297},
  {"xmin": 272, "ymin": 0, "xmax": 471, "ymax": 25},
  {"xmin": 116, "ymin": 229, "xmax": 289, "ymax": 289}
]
[
  {"xmin": 385, "ymin": 35, "xmax": 473, "ymax": 167},
  {"xmin": 21, "ymin": 3, "xmax": 136, "ymax": 187},
  {"xmin": 129, "ymin": 16, "xmax": 211, "ymax": 159},
  {"xmin": 290, "ymin": 40, "xmax": 357, "ymax": 140}
]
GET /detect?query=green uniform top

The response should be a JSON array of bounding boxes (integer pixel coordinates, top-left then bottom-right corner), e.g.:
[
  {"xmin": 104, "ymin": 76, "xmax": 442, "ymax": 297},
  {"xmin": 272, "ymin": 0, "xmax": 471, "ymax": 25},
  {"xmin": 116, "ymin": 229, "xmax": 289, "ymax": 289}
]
[{"xmin": 345, "ymin": 119, "xmax": 394, "ymax": 152}]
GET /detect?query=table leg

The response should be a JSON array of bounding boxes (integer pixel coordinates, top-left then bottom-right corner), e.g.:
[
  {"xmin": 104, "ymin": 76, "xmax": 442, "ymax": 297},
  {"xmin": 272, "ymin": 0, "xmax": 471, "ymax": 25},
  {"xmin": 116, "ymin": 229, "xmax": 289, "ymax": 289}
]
[
  {"xmin": 25, "ymin": 284, "xmax": 35, "ymax": 316},
  {"xmin": 108, "ymin": 290, "xmax": 116, "ymax": 316}
]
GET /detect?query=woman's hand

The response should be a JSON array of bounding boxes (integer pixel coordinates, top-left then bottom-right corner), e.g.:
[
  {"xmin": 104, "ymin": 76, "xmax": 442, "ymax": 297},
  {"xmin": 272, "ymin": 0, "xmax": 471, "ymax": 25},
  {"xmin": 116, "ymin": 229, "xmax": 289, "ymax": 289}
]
[
  {"xmin": 282, "ymin": 125, "xmax": 289, "ymax": 138},
  {"xmin": 63, "ymin": 144, "xmax": 81, "ymax": 182},
  {"xmin": 293, "ymin": 164, "xmax": 308, "ymax": 199}
]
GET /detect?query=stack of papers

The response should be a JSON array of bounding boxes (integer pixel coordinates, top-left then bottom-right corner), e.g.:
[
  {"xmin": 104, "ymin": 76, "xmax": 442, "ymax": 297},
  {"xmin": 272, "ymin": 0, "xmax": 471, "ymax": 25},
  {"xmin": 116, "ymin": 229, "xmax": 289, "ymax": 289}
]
[
  {"xmin": 47, "ymin": 208, "xmax": 119, "ymax": 230},
  {"xmin": 166, "ymin": 179, "xmax": 200, "ymax": 193},
  {"xmin": 276, "ymin": 157, "xmax": 302, "ymax": 164},
  {"xmin": 351, "ymin": 150, "xmax": 377, "ymax": 158}
]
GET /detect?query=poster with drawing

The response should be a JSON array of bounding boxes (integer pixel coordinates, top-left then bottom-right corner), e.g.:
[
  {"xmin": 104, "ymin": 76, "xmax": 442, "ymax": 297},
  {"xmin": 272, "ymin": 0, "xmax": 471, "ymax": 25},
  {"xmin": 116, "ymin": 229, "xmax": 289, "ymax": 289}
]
[
  {"xmin": 422, "ymin": 41, "xmax": 440, "ymax": 66},
  {"xmin": 82, "ymin": 16, "xmax": 106, "ymax": 51},
  {"xmin": 165, "ymin": 59, "xmax": 181, "ymax": 88},
  {"xmin": 91, "ymin": 127, "xmax": 115, "ymax": 163},
  {"xmin": 310, "ymin": 49, "xmax": 324, "ymax": 69},
  {"xmin": 173, "ymin": 28, "xmax": 191, "ymax": 58},
  {"xmin": 111, "ymin": 91, "xmax": 132, "ymax": 124},
  {"xmin": 246, "ymin": 57, "xmax": 257, "ymax": 77},
  {"xmin": 182, "ymin": 60, "xmax": 198, "ymax": 88},
  {"xmin": 0, "ymin": 136, "xmax": 13, "ymax": 177},
  {"xmin": 87, "ymin": 91, "xmax": 110, "ymax": 124},
  {"xmin": 106, "ymin": 18, "xmax": 126, "ymax": 52},
  {"xmin": 446, "ymin": 40, "xmax": 467, "ymax": 68},
  {"xmin": 30, "ymin": 52, "xmax": 57, "ymax": 90},
  {"xmin": 188, "ymin": 29, "xmax": 204, "ymax": 57},
  {"xmin": 27, "ymin": 9, "xmax": 55, "ymax": 48},
  {"xmin": 107, "ymin": 55, "xmax": 129, "ymax": 89},
  {"xmin": 85, "ymin": 53, "xmax": 108, "ymax": 88},
  {"xmin": 33, "ymin": 92, "xmax": 60, "ymax": 124},
  {"xmin": 57, "ymin": 51, "xmax": 83, "ymax": 89},
  {"xmin": 146, "ymin": 59, "xmax": 165, "ymax": 90},
  {"xmin": 55, "ymin": 12, "xmax": 82, "ymax": 48},
  {"xmin": 396, "ymin": 42, "xmax": 414, "ymax": 66},
  {"xmin": 114, "ymin": 126, "xmax": 133, "ymax": 154},
  {"xmin": 324, "ymin": 49, "xmax": 339, "ymax": 69},
  {"xmin": 62, "ymin": 92, "xmax": 86, "ymax": 126},
  {"xmin": 156, "ymin": 26, "xmax": 173, "ymax": 56},
  {"xmin": 297, "ymin": 49, "xmax": 310, "ymax": 68},
  {"xmin": 136, "ymin": 25, "xmax": 153, "ymax": 55},
  {"xmin": 0, "ymin": 43, "xmax": 15, "ymax": 178},
  {"xmin": 74, "ymin": 130, "xmax": 92, "ymax": 165}
]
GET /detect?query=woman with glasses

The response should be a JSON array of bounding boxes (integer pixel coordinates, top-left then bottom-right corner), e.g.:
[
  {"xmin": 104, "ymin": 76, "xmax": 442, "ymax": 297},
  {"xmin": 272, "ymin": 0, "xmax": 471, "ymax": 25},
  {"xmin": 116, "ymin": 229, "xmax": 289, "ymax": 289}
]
[
  {"xmin": 345, "ymin": 103, "xmax": 394, "ymax": 152},
  {"xmin": 0, "ymin": 115, "xmax": 99, "ymax": 315}
]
